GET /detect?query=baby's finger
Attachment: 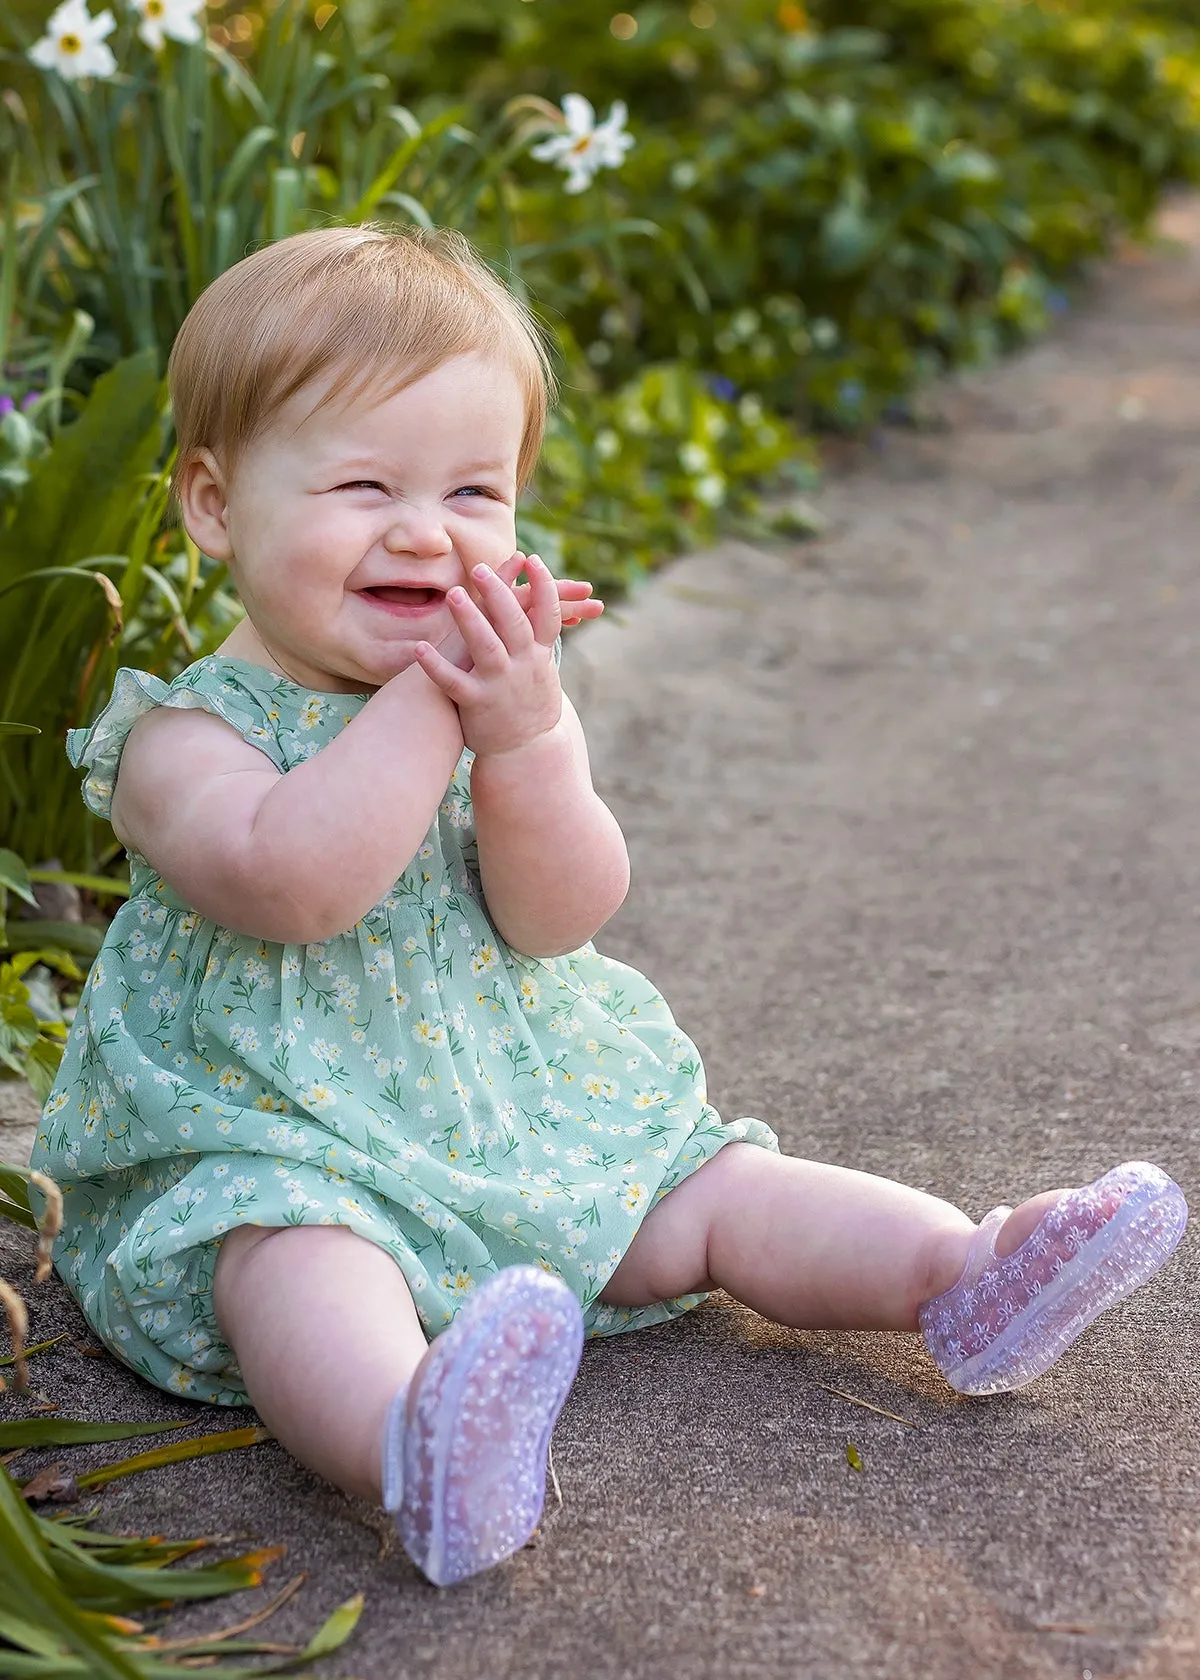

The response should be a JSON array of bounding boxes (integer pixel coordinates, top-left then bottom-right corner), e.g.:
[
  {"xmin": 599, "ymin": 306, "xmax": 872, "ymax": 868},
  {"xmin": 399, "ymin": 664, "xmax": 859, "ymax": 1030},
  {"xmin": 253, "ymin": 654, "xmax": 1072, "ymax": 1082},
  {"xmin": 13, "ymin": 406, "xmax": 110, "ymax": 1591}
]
[
  {"xmin": 492, "ymin": 552, "xmax": 528, "ymax": 590},
  {"xmin": 525, "ymin": 554, "xmax": 563, "ymax": 647},
  {"xmin": 470, "ymin": 564, "xmax": 535, "ymax": 657},
  {"xmin": 562, "ymin": 598, "xmax": 605, "ymax": 626},
  {"xmin": 448, "ymin": 583, "xmax": 511, "ymax": 674},
  {"xmin": 413, "ymin": 639, "xmax": 476, "ymax": 705}
]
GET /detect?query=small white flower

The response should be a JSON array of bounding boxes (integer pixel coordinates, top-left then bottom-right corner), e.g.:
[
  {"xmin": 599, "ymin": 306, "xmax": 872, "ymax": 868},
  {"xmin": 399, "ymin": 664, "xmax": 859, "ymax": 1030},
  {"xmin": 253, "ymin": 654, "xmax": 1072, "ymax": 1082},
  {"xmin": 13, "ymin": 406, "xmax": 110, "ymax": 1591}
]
[
  {"xmin": 531, "ymin": 93, "xmax": 635, "ymax": 194},
  {"xmin": 29, "ymin": 0, "xmax": 117, "ymax": 80}
]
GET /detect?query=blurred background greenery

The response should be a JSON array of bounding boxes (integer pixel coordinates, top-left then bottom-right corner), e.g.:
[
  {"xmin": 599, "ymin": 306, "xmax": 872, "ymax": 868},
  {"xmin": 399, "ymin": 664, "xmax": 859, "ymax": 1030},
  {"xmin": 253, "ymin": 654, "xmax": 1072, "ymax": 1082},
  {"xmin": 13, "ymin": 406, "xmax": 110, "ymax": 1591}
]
[{"xmin": 1, "ymin": 0, "xmax": 1198, "ymax": 1089}]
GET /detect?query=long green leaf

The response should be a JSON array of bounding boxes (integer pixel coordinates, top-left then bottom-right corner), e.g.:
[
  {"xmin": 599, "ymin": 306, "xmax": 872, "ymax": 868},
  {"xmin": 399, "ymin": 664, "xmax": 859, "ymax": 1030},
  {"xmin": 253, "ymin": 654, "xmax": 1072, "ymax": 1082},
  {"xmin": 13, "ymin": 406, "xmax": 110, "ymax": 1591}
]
[
  {"xmin": 76, "ymin": 1426, "xmax": 272, "ymax": 1489},
  {"xmin": 0, "ymin": 1469, "xmax": 146, "ymax": 1680},
  {"xmin": 0, "ymin": 351, "xmax": 164, "ymax": 573},
  {"xmin": 0, "ymin": 1418, "xmax": 191, "ymax": 1452}
]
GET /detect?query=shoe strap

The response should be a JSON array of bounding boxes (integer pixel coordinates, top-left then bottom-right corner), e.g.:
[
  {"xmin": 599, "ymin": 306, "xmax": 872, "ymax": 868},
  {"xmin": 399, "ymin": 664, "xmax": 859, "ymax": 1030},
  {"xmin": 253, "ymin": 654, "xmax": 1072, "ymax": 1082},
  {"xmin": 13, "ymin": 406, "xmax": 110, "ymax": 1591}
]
[
  {"xmin": 380, "ymin": 1383, "xmax": 409, "ymax": 1515},
  {"xmin": 958, "ymin": 1203, "xmax": 1013, "ymax": 1292}
]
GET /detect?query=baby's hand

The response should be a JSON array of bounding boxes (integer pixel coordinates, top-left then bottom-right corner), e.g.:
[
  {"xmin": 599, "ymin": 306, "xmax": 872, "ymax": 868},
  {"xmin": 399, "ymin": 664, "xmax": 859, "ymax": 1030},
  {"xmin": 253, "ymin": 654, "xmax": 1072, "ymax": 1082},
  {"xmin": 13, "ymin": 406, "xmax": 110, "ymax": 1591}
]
[
  {"xmin": 510, "ymin": 553, "xmax": 603, "ymax": 629},
  {"xmin": 414, "ymin": 554, "xmax": 564, "ymax": 756},
  {"xmin": 429, "ymin": 552, "xmax": 602, "ymax": 672}
]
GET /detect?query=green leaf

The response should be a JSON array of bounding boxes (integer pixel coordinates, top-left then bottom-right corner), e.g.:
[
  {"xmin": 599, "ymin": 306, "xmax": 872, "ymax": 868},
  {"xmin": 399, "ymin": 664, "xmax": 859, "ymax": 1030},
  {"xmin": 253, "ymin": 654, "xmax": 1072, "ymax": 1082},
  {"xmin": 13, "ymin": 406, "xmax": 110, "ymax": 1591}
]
[
  {"xmin": 846, "ymin": 1441, "xmax": 864, "ymax": 1472},
  {"xmin": 28, "ymin": 871, "xmax": 130, "ymax": 901},
  {"xmin": 0, "ymin": 852, "xmax": 39, "ymax": 909},
  {"xmin": 0, "ymin": 1336, "xmax": 68, "ymax": 1369},
  {"xmin": 3, "ymin": 923, "xmax": 104, "ymax": 958},
  {"xmin": 76, "ymin": 1426, "xmax": 272, "ymax": 1490},
  {"xmin": 0, "ymin": 1468, "xmax": 147, "ymax": 1680},
  {"xmin": 23, "ymin": 1037, "xmax": 65, "ymax": 1104},
  {"xmin": 0, "ymin": 352, "xmax": 164, "ymax": 573},
  {"xmin": 0, "ymin": 1418, "xmax": 191, "ymax": 1453},
  {"xmin": 293, "ymin": 1591, "xmax": 365, "ymax": 1663}
]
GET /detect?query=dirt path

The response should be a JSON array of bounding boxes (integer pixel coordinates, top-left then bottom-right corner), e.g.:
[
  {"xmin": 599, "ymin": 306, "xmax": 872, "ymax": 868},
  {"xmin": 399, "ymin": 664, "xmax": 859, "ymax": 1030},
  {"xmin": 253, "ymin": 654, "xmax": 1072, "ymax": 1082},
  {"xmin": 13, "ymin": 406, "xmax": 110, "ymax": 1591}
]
[{"xmin": 4, "ymin": 198, "xmax": 1200, "ymax": 1679}]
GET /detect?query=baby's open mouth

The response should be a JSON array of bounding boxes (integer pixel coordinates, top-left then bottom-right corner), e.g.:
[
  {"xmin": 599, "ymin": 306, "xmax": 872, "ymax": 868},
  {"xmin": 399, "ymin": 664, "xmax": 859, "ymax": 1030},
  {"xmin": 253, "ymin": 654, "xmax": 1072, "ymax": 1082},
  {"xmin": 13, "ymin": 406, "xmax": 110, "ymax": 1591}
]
[{"xmin": 362, "ymin": 585, "xmax": 445, "ymax": 607}]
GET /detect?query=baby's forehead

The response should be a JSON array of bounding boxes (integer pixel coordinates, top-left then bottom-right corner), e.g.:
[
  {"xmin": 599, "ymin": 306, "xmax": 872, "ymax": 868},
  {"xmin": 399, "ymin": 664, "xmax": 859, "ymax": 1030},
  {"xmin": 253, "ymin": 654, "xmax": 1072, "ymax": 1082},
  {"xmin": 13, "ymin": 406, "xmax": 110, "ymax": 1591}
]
[{"xmin": 262, "ymin": 355, "xmax": 527, "ymax": 463}]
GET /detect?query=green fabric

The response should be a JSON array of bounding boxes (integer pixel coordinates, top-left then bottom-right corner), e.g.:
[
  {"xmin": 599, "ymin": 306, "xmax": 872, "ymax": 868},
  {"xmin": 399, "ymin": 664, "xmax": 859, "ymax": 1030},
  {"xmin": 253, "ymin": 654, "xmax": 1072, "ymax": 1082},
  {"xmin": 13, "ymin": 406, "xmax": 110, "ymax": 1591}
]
[{"xmin": 32, "ymin": 655, "xmax": 778, "ymax": 1404}]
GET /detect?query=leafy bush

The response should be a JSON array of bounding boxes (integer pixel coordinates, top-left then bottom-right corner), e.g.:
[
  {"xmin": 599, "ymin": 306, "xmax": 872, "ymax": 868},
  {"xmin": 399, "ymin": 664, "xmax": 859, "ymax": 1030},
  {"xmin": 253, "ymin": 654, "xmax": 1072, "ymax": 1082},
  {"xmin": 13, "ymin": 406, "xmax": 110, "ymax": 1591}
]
[{"xmin": 375, "ymin": 0, "xmax": 1200, "ymax": 420}]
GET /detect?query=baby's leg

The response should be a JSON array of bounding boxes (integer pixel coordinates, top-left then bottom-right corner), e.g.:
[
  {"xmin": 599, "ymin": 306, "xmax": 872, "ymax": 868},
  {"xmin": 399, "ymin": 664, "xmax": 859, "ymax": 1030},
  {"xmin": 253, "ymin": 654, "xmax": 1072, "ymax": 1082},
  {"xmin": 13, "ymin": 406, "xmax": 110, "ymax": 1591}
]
[
  {"xmin": 214, "ymin": 1228, "xmax": 584, "ymax": 1587},
  {"xmin": 602, "ymin": 1146, "xmax": 983, "ymax": 1330},
  {"xmin": 213, "ymin": 1224, "xmax": 426, "ymax": 1503},
  {"xmin": 604, "ymin": 1147, "xmax": 1186, "ymax": 1393}
]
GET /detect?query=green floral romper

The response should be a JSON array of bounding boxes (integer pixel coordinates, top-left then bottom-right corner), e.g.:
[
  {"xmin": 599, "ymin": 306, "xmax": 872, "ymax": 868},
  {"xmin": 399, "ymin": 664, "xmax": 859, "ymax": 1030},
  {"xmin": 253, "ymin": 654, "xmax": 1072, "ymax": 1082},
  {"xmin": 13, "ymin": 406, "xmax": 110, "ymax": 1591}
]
[{"xmin": 32, "ymin": 655, "xmax": 779, "ymax": 1404}]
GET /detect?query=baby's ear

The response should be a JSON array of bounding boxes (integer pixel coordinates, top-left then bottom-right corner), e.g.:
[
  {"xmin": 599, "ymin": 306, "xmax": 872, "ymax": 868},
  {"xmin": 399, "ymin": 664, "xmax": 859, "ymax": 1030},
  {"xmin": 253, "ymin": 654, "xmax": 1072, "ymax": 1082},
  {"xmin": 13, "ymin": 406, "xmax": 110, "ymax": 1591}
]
[{"xmin": 177, "ymin": 448, "xmax": 234, "ymax": 561}]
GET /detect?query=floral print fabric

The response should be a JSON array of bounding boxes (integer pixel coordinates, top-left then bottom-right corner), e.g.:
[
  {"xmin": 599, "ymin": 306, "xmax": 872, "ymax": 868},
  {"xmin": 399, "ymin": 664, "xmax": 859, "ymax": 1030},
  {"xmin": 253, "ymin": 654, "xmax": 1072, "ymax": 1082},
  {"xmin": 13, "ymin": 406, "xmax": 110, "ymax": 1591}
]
[{"xmin": 32, "ymin": 655, "xmax": 778, "ymax": 1404}]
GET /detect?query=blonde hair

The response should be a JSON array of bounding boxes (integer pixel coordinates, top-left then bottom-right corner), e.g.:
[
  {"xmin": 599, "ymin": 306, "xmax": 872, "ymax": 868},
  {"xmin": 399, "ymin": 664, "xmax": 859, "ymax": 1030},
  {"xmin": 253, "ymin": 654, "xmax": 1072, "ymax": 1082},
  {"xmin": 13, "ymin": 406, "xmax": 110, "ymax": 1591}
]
[{"xmin": 168, "ymin": 224, "xmax": 555, "ymax": 492}]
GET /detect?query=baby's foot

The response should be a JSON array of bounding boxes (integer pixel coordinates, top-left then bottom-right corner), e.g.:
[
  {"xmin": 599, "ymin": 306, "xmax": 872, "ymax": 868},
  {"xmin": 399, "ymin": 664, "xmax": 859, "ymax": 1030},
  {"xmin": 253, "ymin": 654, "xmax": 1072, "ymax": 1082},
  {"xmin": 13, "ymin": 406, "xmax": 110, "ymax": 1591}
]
[
  {"xmin": 382, "ymin": 1266, "xmax": 583, "ymax": 1587},
  {"xmin": 919, "ymin": 1161, "xmax": 1187, "ymax": 1396}
]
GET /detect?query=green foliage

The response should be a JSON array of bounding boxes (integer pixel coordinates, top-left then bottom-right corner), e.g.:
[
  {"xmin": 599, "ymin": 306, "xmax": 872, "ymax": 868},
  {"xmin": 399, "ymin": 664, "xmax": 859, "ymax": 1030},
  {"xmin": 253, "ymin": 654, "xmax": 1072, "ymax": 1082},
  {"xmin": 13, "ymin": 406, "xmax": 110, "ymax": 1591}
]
[
  {"xmin": 375, "ymin": 0, "xmax": 1200, "ymax": 420},
  {"xmin": 0, "ymin": 849, "xmax": 91, "ymax": 1099},
  {"xmin": 0, "ymin": 354, "xmax": 239, "ymax": 870}
]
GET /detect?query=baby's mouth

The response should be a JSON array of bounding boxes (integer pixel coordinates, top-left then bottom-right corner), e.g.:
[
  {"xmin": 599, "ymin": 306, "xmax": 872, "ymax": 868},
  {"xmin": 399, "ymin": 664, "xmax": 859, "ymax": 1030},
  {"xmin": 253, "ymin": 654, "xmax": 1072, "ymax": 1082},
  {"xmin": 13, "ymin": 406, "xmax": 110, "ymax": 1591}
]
[{"xmin": 362, "ymin": 585, "xmax": 444, "ymax": 607}]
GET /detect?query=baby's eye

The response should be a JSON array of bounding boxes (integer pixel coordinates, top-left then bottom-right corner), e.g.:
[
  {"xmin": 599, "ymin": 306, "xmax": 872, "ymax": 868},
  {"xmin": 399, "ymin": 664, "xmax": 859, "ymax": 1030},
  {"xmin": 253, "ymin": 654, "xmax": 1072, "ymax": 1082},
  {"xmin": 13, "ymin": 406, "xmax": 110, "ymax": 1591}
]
[
  {"xmin": 452, "ymin": 485, "xmax": 495, "ymax": 500},
  {"xmin": 335, "ymin": 480, "xmax": 387, "ymax": 493}
]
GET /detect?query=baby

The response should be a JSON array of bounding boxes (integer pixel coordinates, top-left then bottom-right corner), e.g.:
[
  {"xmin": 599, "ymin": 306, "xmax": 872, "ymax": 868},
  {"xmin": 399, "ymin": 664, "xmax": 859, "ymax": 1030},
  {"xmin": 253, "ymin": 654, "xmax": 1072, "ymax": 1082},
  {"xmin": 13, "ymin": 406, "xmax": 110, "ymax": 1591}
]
[{"xmin": 33, "ymin": 225, "xmax": 1187, "ymax": 1590}]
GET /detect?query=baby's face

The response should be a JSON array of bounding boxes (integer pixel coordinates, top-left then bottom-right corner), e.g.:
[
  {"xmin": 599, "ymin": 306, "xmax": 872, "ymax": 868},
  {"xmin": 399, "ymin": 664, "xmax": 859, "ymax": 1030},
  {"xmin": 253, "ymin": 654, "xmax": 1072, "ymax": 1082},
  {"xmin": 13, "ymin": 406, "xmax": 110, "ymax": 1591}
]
[{"xmin": 218, "ymin": 352, "xmax": 525, "ymax": 693}]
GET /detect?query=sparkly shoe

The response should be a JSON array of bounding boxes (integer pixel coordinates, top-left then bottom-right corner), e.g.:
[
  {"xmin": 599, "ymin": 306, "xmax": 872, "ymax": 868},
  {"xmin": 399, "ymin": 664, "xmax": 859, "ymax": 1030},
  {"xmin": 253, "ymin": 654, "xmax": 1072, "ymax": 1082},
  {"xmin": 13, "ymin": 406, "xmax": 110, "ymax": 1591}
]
[
  {"xmin": 381, "ymin": 1266, "xmax": 584, "ymax": 1587},
  {"xmin": 919, "ymin": 1161, "xmax": 1187, "ymax": 1396}
]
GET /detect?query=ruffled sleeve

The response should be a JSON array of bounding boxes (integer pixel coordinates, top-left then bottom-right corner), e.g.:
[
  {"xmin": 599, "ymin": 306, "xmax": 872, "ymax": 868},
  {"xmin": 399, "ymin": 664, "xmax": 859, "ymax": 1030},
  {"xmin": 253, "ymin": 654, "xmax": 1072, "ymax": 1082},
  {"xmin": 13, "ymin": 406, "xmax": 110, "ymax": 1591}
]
[{"xmin": 67, "ymin": 663, "xmax": 284, "ymax": 819}]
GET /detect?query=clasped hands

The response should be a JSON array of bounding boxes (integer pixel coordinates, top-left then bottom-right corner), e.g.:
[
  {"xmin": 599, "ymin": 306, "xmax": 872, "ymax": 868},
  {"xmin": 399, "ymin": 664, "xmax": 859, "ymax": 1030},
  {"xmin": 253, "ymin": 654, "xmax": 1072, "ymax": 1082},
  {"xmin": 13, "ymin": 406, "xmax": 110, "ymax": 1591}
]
[{"xmin": 412, "ymin": 552, "xmax": 599, "ymax": 758}]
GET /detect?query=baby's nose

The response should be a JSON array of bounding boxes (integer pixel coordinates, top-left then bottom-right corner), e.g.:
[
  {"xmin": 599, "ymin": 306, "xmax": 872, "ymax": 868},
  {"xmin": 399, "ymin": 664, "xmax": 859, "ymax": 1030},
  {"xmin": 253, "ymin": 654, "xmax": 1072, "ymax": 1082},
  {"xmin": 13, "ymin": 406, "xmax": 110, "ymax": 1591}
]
[{"xmin": 382, "ymin": 507, "xmax": 453, "ymax": 557}]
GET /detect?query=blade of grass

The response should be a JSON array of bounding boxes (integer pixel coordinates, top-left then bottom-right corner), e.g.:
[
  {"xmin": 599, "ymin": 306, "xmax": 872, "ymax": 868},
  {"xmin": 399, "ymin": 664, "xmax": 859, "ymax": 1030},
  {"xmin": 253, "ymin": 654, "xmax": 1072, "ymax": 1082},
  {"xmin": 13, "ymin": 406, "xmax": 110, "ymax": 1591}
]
[
  {"xmin": 0, "ymin": 1337, "xmax": 67, "ymax": 1370},
  {"xmin": 0, "ymin": 1467, "xmax": 147, "ymax": 1680},
  {"xmin": 0, "ymin": 1417, "xmax": 192, "ymax": 1452},
  {"xmin": 76, "ymin": 1426, "xmax": 272, "ymax": 1490},
  {"xmin": 143, "ymin": 1572, "xmax": 306, "ymax": 1651}
]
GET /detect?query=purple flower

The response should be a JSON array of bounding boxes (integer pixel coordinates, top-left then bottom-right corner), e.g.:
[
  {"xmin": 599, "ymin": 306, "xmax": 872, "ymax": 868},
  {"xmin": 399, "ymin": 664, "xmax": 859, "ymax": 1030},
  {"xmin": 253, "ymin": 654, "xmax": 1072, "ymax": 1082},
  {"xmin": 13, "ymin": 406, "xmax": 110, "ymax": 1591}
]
[{"xmin": 0, "ymin": 395, "xmax": 14, "ymax": 416}]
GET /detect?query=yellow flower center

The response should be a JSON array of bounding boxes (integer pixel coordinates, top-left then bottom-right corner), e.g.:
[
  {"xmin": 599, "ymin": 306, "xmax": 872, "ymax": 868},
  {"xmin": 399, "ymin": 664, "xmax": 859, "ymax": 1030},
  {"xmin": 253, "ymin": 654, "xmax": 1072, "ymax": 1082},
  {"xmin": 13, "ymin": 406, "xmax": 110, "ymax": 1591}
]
[
  {"xmin": 146, "ymin": 0, "xmax": 165, "ymax": 14},
  {"xmin": 571, "ymin": 135, "xmax": 592, "ymax": 154},
  {"xmin": 60, "ymin": 31, "xmax": 82, "ymax": 51}
]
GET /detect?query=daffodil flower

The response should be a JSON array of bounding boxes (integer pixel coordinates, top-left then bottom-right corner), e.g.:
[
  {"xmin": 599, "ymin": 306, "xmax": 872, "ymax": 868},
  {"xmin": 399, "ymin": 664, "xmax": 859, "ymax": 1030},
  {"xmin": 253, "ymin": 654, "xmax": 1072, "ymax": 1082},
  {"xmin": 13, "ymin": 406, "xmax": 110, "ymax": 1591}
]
[
  {"xmin": 131, "ymin": 0, "xmax": 206, "ymax": 51},
  {"xmin": 28, "ymin": 0, "xmax": 117, "ymax": 81},
  {"xmin": 530, "ymin": 93, "xmax": 635, "ymax": 194}
]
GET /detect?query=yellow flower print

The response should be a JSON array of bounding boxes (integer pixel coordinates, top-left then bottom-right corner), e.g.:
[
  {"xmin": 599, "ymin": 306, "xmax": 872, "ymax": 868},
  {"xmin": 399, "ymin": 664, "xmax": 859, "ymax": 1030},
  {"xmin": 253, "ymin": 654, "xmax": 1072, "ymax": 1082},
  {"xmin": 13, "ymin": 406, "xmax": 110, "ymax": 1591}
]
[
  {"xmin": 621, "ymin": 1182, "xmax": 649, "ymax": 1215},
  {"xmin": 412, "ymin": 1017, "xmax": 447, "ymax": 1049},
  {"xmin": 299, "ymin": 696, "xmax": 326, "ymax": 730},
  {"xmin": 337, "ymin": 1195, "xmax": 366, "ymax": 1219},
  {"xmin": 470, "ymin": 943, "xmax": 498, "ymax": 977},
  {"xmin": 519, "ymin": 976, "xmax": 540, "ymax": 1012},
  {"xmin": 216, "ymin": 1066, "xmax": 248, "ymax": 1093}
]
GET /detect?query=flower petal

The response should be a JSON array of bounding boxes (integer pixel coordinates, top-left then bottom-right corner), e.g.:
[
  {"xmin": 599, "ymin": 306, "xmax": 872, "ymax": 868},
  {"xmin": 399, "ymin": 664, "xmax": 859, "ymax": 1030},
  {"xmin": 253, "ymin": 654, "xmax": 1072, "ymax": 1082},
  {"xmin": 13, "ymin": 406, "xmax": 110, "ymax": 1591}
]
[{"xmin": 561, "ymin": 92, "xmax": 596, "ymax": 138}]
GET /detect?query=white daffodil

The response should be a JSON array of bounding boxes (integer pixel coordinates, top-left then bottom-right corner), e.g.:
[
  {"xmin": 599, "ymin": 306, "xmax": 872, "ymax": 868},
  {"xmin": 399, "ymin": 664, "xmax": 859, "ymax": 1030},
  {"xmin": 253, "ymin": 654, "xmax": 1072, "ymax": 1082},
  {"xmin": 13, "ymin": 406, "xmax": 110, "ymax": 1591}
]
[
  {"xmin": 131, "ymin": 0, "xmax": 205, "ymax": 51},
  {"xmin": 28, "ymin": 0, "xmax": 117, "ymax": 81},
  {"xmin": 531, "ymin": 93, "xmax": 635, "ymax": 194}
]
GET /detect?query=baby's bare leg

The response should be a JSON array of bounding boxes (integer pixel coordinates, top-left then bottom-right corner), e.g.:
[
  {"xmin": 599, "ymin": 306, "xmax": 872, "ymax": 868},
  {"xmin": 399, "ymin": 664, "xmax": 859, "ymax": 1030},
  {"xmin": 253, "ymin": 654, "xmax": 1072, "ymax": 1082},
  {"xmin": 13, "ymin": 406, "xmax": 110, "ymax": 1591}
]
[
  {"xmin": 213, "ymin": 1225, "xmax": 427, "ymax": 1503},
  {"xmin": 602, "ymin": 1144, "xmax": 1058, "ymax": 1331}
]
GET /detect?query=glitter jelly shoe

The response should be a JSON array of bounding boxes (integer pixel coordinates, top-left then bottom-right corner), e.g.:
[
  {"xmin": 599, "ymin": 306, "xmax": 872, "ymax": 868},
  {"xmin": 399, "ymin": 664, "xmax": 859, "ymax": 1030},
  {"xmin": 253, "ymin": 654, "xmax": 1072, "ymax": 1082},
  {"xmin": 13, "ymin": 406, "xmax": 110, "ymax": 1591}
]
[
  {"xmin": 381, "ymin": 1265, "xmax": 584, "ymax": 1588},
  {"xmin": 919, "ymin": 1160, "xmax": 1187, "ymax": 1397}
]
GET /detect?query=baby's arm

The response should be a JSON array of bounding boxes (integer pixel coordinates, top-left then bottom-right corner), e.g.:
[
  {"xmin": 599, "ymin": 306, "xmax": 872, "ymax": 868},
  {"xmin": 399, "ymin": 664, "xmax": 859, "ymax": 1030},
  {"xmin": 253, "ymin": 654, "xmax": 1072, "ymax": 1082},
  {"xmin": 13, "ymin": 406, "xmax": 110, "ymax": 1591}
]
[
  {"xmin": 470, "ymin": 692, "xmax": 630, "ymax": 956},
  {"xmin": 111, "ymin": 661, "xmax": 463, "ymax": 944},
  {"xmin": 414, "ymin": 556, "xmax": 629, "ymax": 957}
]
